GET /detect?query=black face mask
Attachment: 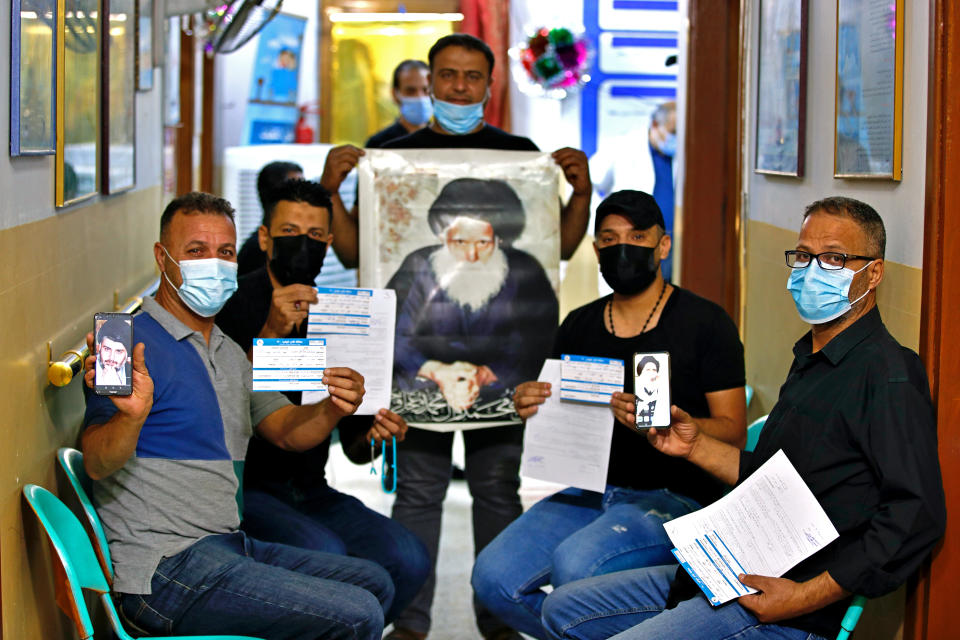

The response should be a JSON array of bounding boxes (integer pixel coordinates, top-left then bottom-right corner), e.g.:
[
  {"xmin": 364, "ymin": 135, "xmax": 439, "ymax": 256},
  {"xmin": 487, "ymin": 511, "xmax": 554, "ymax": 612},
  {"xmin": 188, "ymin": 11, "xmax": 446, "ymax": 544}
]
[
  {"xmin": 269, "ymin": 234, "xmax": 328, "ymax": 286},
  {"xmin": 598, "ymin": 243, "xmax": 659, "ymax": 295}
]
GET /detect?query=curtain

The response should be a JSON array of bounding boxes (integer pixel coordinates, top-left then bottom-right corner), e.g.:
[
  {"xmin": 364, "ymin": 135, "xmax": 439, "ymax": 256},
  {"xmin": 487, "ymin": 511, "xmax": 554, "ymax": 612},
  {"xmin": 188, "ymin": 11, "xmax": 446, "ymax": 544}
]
[{"xmin": 460, "ymin": 0, "xmax": 512, "ymax": 131}]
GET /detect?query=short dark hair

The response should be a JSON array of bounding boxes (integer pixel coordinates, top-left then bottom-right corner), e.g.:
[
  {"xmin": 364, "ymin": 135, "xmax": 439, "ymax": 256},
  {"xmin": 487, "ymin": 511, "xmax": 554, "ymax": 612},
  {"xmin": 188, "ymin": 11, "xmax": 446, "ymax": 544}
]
[
  {"xmin": 636, "ymin": 355, "xmax": 660, "ymax": 376},
  {"xmin": 97, "ymin": 317, "xmax": 129, "ymax": 347},
  {"xmin": 257, "ymin": 161, "xmax": 304, "ymax": 214},
  {"xmin": 428, "ymin": 34, "xmax": 495, "ymax": 75},
  {"xmin": 803, "ymin": 197, "xmax": 886, "ymax": 259},
  {"xmin": 160, "ymin": 192, "xmax": 235, "ymax": 241},
  {"xmin": 393, "ymin": 59, "xmax": 429, "ymax": 89},
  {"xmin": 428, "ymin": 178, "xmax": 525, "ymax": 246},
  {"xmin": 262, "ymin": 179, "xmax": 333, "ymax": 228}
]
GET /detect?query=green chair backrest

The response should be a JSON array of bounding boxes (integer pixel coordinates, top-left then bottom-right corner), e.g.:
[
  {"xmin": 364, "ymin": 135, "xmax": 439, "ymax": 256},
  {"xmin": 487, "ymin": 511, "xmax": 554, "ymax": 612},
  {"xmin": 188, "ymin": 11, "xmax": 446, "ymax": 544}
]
[
  {"xmin": 745, "ymin": 384, "xmax": 754, "ymax": 408},
  {"xmin": 24, "ymin": 484, "xmax": 265, "ymax": 640},
  {"xmin": 23, "ymin": 484, "xmax": 108, "ymax": 639},
  {"xmin": 745, "ymin": 415, "xmax": 767, "ymax": 453},
  {"xmin": 836, "ymin": 594, "xmax": 868, "ymax": 640},
  {"xmin": 58, "ymin": 447, "xmax": 113, "ymax": 580}
]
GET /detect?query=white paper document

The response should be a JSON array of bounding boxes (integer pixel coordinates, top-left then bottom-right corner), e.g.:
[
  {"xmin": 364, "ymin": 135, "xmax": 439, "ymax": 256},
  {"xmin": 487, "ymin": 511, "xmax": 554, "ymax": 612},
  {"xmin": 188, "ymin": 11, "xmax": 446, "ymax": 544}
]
[
  {"xmin": 252, "ymin": 338, "xmax": 327, "ymax": 392},
  {"xmin": 664, "ymin": 450, "xmax": 839, "ymax": 606},
  {"xmin": 302, "ymin": 287, "xmax": 396, "ymax": 415},
  {"xmin": 559, "ymin": 354, "xmax": 624, "ymax": 404},
  {"xmin": 520, "ymin": 359, "xmax": 615, "ymax": 493}
]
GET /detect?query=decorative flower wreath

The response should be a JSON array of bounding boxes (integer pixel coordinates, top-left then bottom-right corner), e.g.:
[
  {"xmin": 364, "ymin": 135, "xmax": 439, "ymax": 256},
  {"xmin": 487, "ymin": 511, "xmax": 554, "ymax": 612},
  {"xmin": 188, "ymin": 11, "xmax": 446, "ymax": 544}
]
[{"xmin": 511, "ymin": 27, "xmax": 591, "ymax": 99}]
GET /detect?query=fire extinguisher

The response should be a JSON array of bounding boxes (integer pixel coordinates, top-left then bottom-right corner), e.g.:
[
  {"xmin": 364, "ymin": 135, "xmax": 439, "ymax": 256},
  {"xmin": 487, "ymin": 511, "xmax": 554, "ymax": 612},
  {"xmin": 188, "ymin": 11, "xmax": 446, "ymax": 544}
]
[{"xmin": 295, "ymin": 105, "xmax": 314, "ymax": 143}]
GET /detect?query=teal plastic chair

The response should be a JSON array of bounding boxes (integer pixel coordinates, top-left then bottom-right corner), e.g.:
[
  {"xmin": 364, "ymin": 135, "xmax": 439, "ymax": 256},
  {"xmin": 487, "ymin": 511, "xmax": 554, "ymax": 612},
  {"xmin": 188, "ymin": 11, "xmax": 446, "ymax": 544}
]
[
  {"xmin": 57, "ymin": 447, "xmax": 113, "ymax": 583},
  {"xmin": 745, "ymin": 414, "xmax": 767, "ymax": 452},
  {"xmin": 23, "ymin": 484, "xmax": 262, "ymax": 640},
  {"xmin": 837, "ymin": 595, "xmax": 868, "ymax": 640},
  {"xmin": 745, "ymin": 384, "xmax": 754, "ymax": 408},
  {"xmin": 740, "ymin": 419, "xmax": 869, "ymax": 638}
]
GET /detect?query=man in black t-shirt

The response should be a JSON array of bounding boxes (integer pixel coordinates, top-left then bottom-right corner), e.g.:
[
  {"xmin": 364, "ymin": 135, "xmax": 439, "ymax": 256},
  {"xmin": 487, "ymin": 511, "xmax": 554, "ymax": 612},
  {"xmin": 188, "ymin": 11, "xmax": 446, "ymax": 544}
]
[
  {"xmin": 365, "ymin": 60, "xmax": 432, "ymax": 149},
  {"xmin": 236, "ymin": 161, "xmax": 304, "ymax": 276},
  {"xmin": 470, "ymin": 190, "xmax": 747, "ymax": 639},
  {"xmin": 364, "ymin": 34, "xmax": 594, "ymax": 640},
  {"xmin": 215, "ymin": 179, "xmax": 430, "ymax": 626}
]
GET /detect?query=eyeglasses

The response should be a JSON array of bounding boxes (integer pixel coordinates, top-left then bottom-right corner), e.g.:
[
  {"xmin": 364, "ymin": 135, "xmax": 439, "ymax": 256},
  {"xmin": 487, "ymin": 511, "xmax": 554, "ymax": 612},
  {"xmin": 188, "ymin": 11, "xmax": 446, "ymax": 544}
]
[{"xmin": 784, "ymin": 250, "xmax": 876, "ymax": 270}]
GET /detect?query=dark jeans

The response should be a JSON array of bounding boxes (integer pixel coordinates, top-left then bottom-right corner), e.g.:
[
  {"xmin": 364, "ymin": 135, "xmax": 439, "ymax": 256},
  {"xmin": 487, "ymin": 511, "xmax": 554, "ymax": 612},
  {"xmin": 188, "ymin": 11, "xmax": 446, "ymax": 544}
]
[
  {"xmin": 472, "ymin": 486, "xmax": 701, "ymax": 639},
  {"xmin": 240, "ymin": 482, "xmax": 430, "ymax": 623},
  {"xmin": 390, "ymin": 425, "xmax": 524, "ymax": 635},
  {"xmin": 118, "ymin": 531, "xmax": 393, "ymax": 640}
]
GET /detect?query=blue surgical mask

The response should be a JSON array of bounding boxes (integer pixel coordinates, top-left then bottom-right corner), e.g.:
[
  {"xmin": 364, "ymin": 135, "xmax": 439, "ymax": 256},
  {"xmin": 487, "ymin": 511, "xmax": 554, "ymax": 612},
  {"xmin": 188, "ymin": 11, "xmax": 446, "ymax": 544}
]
[
  {"xmin": 399, "ymin": 96, "xmax": 433, "ymax": 127},
  {"xmin": 432, "ymin": 95, "xmax": 485, "ymax": 135},
  {"xmin": 658, "ymin": 132, "xmax": 677, "ymax": 157},
  {"xmin": 787, "ymin": 261, "xmax": 873, "ymax": 324},
  {"xmin": 162, "ymin": 246, "xmax": 238, "ymax": 317}
]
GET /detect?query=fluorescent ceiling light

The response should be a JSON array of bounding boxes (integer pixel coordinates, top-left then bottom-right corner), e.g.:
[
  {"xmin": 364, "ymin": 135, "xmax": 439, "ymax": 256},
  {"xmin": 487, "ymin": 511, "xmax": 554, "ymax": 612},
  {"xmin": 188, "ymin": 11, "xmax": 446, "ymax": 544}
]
[{"xmin": 329, "ymin": 12, "xmax": 464, "ymax": 23}]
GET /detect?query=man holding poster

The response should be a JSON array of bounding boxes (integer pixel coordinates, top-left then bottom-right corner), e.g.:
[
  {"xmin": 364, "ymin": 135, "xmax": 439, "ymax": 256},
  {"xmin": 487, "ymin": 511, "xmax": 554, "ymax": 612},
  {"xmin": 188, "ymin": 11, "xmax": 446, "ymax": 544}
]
[{"xmin": 354, "ymin": 32, "xmax": 590, "ymax": 640}]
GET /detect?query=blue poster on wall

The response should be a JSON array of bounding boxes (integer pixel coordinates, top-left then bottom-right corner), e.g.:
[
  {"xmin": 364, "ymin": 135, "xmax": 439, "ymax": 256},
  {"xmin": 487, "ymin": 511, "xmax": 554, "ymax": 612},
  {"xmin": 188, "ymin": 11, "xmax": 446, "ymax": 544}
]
[
  {"xmin": 243, "ymin": 12, "xmax": 307, "ymax": 145},
  {"xmin": 583, "ymin": 0, "xmax": 679, "ymax": 278}
]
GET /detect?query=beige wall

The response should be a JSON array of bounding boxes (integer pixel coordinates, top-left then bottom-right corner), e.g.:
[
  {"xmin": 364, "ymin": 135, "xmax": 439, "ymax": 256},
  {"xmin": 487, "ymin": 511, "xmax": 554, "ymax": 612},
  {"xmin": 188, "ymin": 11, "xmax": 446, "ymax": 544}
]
[{"xmin": 0, "ymin": 188, "xmax": 161, "ymax": 639}]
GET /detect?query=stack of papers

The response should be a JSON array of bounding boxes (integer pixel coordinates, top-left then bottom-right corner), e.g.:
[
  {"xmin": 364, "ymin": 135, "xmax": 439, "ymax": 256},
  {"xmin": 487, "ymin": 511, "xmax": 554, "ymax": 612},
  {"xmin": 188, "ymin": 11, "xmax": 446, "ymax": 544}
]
[{"xmin": 664, "ymin": 450, "xmax": 839, "ymax": 606}]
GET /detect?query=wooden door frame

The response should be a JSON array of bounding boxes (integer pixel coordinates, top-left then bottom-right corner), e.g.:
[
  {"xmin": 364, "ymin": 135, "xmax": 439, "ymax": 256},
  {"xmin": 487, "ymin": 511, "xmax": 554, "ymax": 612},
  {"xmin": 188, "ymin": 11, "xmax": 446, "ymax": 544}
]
[
  {"xmin": 679, "ymin": 0, "xmax": 743, "ymax": 321},
  {"xmin": 909, "ymin": 0, "xmax": 960, "ymax": 638}
]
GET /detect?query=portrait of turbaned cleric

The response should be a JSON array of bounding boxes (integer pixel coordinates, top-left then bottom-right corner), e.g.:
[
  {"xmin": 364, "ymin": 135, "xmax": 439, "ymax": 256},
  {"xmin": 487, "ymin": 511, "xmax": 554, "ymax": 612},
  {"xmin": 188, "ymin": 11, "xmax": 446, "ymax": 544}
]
[{"xmin": 359, "ymin": 149, "xmax": 561, "ymax": 429}]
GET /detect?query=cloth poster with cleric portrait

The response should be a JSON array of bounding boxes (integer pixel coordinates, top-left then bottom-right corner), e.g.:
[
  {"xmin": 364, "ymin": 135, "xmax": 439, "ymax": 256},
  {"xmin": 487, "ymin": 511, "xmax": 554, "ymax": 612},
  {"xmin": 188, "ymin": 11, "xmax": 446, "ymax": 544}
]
[{"xmin": 359, "ymin": 149, "xmax": 561, "ymax": 430}]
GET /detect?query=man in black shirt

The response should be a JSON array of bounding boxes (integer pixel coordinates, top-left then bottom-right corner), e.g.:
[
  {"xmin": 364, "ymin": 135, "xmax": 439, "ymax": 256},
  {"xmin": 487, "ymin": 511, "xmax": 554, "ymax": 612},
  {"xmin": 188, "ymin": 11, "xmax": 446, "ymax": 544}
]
[
  {"xmin": 236, "ymin": 161, "xmax": 304, "ymax": 276},
  {"xmin": 321, "ymin": 33, "xmax": 593, "ymax": 270},
  {"xmin": 365, "ymin": 59, "xmax": 432, "ymax": 149},
  {"xmin": 539, "ymin": 197, "xmax": 946, "ymax": 640},
  {"xmin": 471, "ymin": 190, "xmax": 746, "ymax": 639},
  {"xmin": 215, "ymin": 179, "xmax": 431, "ymax": 625}
]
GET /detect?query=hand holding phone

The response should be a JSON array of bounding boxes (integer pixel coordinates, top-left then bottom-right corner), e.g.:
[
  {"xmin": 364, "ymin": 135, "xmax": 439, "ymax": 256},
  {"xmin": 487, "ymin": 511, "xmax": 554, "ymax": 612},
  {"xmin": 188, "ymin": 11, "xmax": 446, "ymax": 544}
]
[
  {"xmin": 634, "ymin": 352, "xmax": 671, "ymax": 429},
  {"xmin": 93, "ymin": 313, "xmax": 133, "ymax": 396}
]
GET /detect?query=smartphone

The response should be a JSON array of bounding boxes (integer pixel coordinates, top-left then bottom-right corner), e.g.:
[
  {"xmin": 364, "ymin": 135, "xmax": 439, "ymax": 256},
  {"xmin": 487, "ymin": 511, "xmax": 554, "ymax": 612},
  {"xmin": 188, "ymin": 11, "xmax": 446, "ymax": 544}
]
[
  {"xmin": 94, "ymin": 312, "xmax": 133, "ymax": 396},
  {"xmin": 634, "ymin": 351, "xmax": 671, "ymax": 429}
]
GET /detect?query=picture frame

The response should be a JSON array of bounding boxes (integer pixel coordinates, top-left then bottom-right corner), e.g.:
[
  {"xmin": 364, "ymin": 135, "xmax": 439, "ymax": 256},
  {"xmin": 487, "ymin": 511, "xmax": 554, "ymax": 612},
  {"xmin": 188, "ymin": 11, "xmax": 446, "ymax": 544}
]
[
  {"xmin": 102, "ymin": 0, "xmax": 136, "ymax": 194},
  {"xmin": 135, "ymin": 0, "xmax": 153, "ymax": 91},
  {"xmin": 56, "ymin": 0, "xmax": 100, "ymax": 206},
  {"xmin": 11, "ymin": 0, "xmax": 57, "ymax": 156},
  {"xmin": 834, "ymin": 0, "xmax": 905, "ymax": 180},
  {"xmin": 754, "ymin": 0, "xmax": 808, "ymax": 176}
]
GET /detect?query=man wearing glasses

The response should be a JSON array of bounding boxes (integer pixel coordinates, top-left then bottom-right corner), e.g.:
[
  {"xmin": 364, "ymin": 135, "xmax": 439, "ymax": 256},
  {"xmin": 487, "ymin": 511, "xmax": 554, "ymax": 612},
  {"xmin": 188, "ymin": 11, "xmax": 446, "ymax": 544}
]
[{"xmin": 539, "ymin": 196, "xmax": 945, "ymax": 640}]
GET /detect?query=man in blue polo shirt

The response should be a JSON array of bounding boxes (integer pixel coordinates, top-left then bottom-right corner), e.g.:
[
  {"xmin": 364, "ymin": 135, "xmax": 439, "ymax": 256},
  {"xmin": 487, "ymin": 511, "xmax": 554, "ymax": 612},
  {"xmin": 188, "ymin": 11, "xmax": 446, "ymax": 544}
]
[{"xmin": 82, "ymin": 192, "xmax": 393, "ymax": 640}]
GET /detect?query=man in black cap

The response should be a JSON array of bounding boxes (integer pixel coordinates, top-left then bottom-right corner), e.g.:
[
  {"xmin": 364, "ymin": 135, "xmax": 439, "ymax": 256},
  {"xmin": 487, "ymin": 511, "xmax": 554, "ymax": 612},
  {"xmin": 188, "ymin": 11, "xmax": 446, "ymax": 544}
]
[{"xmin": 470, "ymin": 190, "xmax": 747, "ymax": 640}]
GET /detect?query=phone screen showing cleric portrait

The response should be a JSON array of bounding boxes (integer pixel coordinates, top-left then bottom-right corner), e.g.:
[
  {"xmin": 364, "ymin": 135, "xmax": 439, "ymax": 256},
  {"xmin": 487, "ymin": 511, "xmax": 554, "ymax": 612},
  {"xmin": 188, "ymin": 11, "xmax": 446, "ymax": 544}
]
[
  {"xmin": 94, "ymin": 312, "xmax": 133, "ymax": 396},
  {"xmin": 634, "ymin": 351, "xmax": 671, "ymax": 429},
  {"xmin": 358, "ymin": 149, "xmax": 562, "ymax": 430}
]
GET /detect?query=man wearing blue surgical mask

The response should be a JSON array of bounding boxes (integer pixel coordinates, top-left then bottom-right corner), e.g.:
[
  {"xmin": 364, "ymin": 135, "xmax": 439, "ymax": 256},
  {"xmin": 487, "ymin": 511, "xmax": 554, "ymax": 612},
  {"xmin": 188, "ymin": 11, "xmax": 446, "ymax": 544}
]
[
  {"xmin": 80, "ymin": 192, "xmax": 395, "ymax": 639},
  {"xmin": 365, "ymin": 60, "xmax": 432, "ymax": 148},
  {"xmin": 537, "ymin": 197, "xmax": 944, "ymax": 640},
  {"xmin": 324, "ymin": 34, "xmax": 593, "ymax": 272}
]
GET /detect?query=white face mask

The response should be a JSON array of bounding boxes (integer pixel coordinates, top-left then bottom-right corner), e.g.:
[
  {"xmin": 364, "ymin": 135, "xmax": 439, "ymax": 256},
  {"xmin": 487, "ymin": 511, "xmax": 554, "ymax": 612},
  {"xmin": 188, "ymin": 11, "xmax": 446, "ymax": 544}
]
[{"xmin": 162, "ymin": 246, "xmax": 238, "ymax": 317}]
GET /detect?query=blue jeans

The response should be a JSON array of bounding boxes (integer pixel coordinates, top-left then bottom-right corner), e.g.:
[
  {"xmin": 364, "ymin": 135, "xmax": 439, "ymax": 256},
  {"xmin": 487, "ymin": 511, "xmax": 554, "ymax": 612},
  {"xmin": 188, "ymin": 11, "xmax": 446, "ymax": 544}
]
[
  {"xmin": 472, "ymin": 486, "xmax": 701, "ymax": 639},
  {"xmin": 118, "ymin": 531, "xmax": 393, "ymax": 640},
  {"xmin": 241, "ymin": 482, "xmax": 430, "ymax": 623},
  {"xmin": 541, "ymin": 565, "xmax": 827, "ymax": 640}
]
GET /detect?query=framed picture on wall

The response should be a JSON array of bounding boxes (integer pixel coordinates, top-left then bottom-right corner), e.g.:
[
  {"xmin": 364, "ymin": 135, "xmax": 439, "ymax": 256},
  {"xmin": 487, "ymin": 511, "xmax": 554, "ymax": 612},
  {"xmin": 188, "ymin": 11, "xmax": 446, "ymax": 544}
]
[
  {"xmin": 136, "ymin": 0, "xmax": 154, "ymax": 91},
  {"xmin": 755, "ymin": 0, "xmax": 808, "ymax": 176},
  {"xmin": 834, "ymin": 0, "xmax": 905, "ymax": 180},
  {"xmin": 56, "ymin": 0, "xmax": 100, "ymax": 206},
  {"xmin": 11, "ymin": 0, "xmax": 57, "ymax": 156},
  {"xmin": 102, "ymin": 0, "xmax": 136, "ymax": 194}
]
